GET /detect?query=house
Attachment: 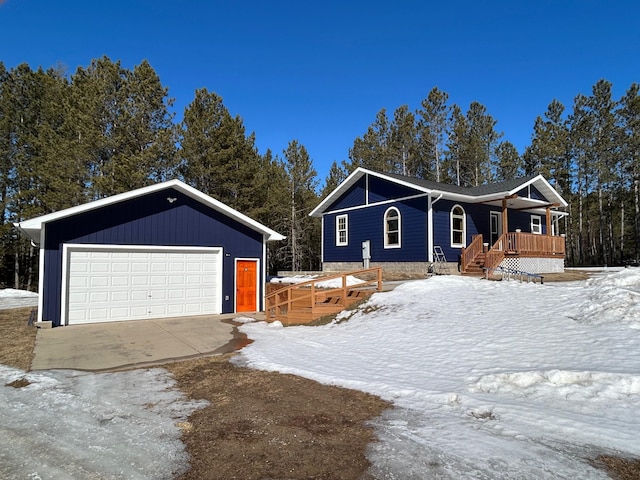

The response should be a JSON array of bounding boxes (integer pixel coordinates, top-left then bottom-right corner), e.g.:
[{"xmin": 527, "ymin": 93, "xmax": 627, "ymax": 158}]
[
  {"xmin": 15, "ymin": 179, "xmax": 284, "ymax": 327},
  {"xmin": 310, "ymin": 168, "xmax": 568, "ymax": 276}
]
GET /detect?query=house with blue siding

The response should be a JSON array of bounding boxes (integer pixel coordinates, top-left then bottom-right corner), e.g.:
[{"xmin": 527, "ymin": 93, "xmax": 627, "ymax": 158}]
[
  {"xmin": 15, "ymin": 180, "xmax": 284, "ymax": 327},
  {"xmin": 310, "ymin": 168, "xmax": 568, "ymax": 276}
]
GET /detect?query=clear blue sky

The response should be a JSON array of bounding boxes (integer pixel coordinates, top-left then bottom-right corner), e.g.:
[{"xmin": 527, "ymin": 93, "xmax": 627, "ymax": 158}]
[{"xmin": 1, "ymin": 0, "xmax": 638, "ymax": 183}]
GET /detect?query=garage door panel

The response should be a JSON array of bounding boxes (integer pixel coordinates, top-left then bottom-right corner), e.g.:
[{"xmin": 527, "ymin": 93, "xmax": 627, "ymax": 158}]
[
  {"xmin": 90, "ymin": 277, "xmax": 109, "ymax": 287},
  {"xmin": 66, "ymin": 247, "xmax": 222, "ymax": 324}
]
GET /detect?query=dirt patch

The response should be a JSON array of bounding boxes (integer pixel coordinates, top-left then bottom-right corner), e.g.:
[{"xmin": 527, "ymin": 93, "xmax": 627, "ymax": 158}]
[
  {"xmin": 540, "ymin": 270, "xmax": 592, "ymax": 282},
  {"xmin": 0, "ymin": 307, "xmax": 37, "ymax": 371},
  {"xmin": 165, "ymin": 355, "xmax": 390, "ymax": 480}
]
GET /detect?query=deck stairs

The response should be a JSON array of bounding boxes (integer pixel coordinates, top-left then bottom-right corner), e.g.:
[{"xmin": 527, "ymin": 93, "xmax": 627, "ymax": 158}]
[
  {"xmin": 265, "ymin": 268, "xmax": 383, "ymax": 325},
  {"xmin": 463, "ymin": 251, "xmax": 486, "ymax": 276}
]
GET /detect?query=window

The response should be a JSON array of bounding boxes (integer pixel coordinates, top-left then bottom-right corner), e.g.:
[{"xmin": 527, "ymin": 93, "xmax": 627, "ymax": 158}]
[
  {"xmin": 336, "ymin": 215, "xmax": 348, "ymax": 246},
  {"xmin": 451, "ymin": 205, "xmax": 466, "ymax": 247},
  {"xmin": 384, "ymin": 207, "xmax": 401, "ymax": 248},
  {"xmin": 531, "ymin": 215, "xmax": 542, "ymax": 235}
]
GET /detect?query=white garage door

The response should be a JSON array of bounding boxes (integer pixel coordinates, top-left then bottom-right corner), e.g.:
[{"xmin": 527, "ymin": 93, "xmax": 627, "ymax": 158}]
[{"xmin": 65, "ymin": 246, "xmax": 222, "ymax": 325}]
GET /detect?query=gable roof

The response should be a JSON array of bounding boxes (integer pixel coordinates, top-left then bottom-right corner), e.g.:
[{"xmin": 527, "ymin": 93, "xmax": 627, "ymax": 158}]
[
  {"xmin": 310, "ymin": 167, "xmax": 568, "ymax": 217},
  {"xmin": 15, "ymin": 179, "xmax": 285, "ymax": 243}
]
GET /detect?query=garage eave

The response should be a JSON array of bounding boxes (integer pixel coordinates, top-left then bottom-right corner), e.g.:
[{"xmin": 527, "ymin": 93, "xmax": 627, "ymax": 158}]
[{"xmin": 14, "ymin": 179, "xmax": 285, "ymax": 243}]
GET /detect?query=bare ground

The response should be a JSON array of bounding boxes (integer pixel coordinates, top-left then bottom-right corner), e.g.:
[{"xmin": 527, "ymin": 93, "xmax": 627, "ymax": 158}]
[{"xmin": 1, "ymin": 287, "xmax": 638, "ymax": 479}]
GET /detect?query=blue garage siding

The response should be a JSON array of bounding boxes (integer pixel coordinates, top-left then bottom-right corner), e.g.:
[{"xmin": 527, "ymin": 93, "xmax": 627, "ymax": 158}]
[
  {"xmin": 42, "ymin": 188, "xmax": 264, "ymax": 326},
  {"xmin": 323, "ymin": 197, "xmax": 429, "ymax": 263}
]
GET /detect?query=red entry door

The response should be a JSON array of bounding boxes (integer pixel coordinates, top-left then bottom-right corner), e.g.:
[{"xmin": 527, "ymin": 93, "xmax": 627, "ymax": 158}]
[{"xmin": 236, "ymin": 260, "xmax": 258, "ymax": 312}]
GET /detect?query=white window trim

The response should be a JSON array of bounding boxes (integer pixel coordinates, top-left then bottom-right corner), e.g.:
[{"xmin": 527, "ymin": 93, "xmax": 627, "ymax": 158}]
[
  {"xmin": 336, "ymin": 214, "xmax": 348, "ymax": 246},
  {"xmin": 450, "ymin": 204, "xmax": 467, "ymax": 248},
  {"xmin": 531, "ymin": 215, "xmax": 542, "ymax": 235},
  {"xmin": 384, "ymin": 206, "xmax": 401, "ymax": 249}
]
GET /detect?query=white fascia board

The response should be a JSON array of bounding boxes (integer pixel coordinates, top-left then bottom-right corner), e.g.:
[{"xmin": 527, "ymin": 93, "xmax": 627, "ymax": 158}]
[
  {"xmin": 309, "ymin": 167, "xmax": 434, "ymax": 217},
  {"xmin": 15, "ymin": 179, "xmax": 285, "ymax": 243},
  {"xmin": 309, "ymin": 168, "xmax": 366, "ymax": 217},
  {"xmin": 505, "ymin": 175, "xmax": 569, "ymax": 208}
]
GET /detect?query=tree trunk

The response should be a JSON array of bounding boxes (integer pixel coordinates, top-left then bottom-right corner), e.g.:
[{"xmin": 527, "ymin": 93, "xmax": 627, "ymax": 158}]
[
  {"xmin": 635, "ymin": 179, "xmax": 640, "ymax": 262},
  {"xmin": 621, "ymin": 199, "xmax": 625, "ymax": 264}
]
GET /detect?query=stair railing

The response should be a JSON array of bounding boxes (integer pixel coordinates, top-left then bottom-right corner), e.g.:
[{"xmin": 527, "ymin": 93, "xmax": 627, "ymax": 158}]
[
  {"xmin": 485, "ymin": 233, "xmax": 507, "ymax": 273},
  {"xmin": 460, "ymin": 234, "xmax": 484, "ymax": 273}
]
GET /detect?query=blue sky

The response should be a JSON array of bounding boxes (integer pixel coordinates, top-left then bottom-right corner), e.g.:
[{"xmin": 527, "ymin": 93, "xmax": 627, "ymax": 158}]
[{"xmin": 1, "ymin": 0, "xmax": 638, "ymax": 183}]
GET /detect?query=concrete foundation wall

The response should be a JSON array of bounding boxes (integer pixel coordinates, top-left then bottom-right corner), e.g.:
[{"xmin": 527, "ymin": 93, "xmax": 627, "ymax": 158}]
[{"xmin": 322, "ymin": 261, "xmax": 458, "ymax": 276}]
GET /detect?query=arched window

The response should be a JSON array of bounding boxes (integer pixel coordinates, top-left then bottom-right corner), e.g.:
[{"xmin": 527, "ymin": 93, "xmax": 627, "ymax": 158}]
[
  {"xmin": 384, "ymin": 207, "xmax": 401, "ymax": 248},
  {"xmin": 450, "ymin": 205, "xmax": 466, "ymax": 247}
]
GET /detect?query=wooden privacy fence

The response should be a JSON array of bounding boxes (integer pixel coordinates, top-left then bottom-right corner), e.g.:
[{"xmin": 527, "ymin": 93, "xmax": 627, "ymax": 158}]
[{"xmin": 265, "ymin": 267, "xmax": 383, "ymax": 324}]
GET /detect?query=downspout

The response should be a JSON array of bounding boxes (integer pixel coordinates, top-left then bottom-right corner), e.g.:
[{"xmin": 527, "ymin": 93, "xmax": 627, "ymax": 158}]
[{"xmin": 427, "ymin": 193, "xmax": 444, "ymax": 262}]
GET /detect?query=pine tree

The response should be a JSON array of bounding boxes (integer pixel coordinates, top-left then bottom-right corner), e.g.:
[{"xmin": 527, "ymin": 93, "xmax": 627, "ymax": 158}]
[
  {"xmin": 282, "ymin": 140, "xmax": 319, "ymax": 271},
  {"xmin": 618, "ymin": 83, "xmax": 640, "ymax": 262},
  {"xmin": 523, "ymin": 100, "xmax": 572, "ymax": 193},
  {"xmin": 321, "ymin": 160, "xmax": 348, "ymax": 198},
  {"xmin": 348, "ymin": 108, "xmax": 392, "ymax": 173},
  {"xmin": 179, "ymin": 88, "xmax": 261, "ymax": 212},
  {"xmin": 494, "ymin": 141, "xmax": 523, "ymax": 181},
  {"xmin": 71, "ymin": 56, "xmax": 176, "ymax": 198},
  {"xmin": 416, "ymin": 87, "xmax": 450, "ymax": 182}
]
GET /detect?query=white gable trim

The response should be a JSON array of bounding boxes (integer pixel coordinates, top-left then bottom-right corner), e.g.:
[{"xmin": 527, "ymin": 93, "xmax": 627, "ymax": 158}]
[{"xmin": 15, "ymin": 179, "xmax": 285, "ymax": 243}]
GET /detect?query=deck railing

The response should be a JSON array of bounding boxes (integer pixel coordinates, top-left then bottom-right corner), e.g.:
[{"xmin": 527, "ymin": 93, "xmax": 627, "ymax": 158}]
[
  {"xmin": 460, "ymin": 234, "xmax": 484, "ymax": 272},
  {"xmin": 265, "ymin": 267, "xmax": 383, "ymax": 321},
  {"xmin": 485, "ymin": 232, "xmax": 566, "ymax": 272}
]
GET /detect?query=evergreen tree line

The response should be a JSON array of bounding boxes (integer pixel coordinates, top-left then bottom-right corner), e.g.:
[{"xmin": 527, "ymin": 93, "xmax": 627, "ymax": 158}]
[
  {"xmin": 1, "ymin": 57, "xmax": 638, "ymax": 288},
  {"xmin": 333, "ymin": 82, "xmax": 640, "ymax": 267}
]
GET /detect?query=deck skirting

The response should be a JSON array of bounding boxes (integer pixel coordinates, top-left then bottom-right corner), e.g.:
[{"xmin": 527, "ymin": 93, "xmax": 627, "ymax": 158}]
[{"xmin": 499, "ymin": 256, "xmax": 564, "ymax": 274}]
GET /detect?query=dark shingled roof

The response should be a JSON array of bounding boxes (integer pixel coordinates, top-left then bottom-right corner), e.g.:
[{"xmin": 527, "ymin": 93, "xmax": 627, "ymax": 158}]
[{"xmin": 379, "ymin": 171, "xmax": 539, "ymax": 197}]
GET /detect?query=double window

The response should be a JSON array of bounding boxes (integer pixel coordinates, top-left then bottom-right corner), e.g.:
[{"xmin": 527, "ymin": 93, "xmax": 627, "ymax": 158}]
[
  {"xmin": 384, "ymin": 207, "xmax": 401, "ymax": 248},
  {"xmin": 451, "ymin": 205, "xmax": 466, "ymax": 247},
  {"xmin": 336, "ymin": 214, "xmax": 348, "ymax": 246}
]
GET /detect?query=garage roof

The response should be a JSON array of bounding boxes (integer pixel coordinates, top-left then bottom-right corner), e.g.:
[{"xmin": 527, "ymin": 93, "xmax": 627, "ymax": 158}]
[{"xmin": 15, "ymin": 179, "xmax": 285, "ymax": 243}]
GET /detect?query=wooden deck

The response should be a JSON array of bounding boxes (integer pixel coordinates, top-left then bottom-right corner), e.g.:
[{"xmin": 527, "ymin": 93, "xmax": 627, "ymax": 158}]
[
  {"xmin": 461, "ymin": 232, "xmax": 566, "ymax": 274},
  {"xmin": 265, "ymin": 268, "xmax": 383, "ymax": 325}
]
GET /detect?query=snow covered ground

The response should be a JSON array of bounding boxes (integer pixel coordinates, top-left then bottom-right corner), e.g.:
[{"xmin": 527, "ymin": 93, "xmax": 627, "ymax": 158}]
[
  {"xmin": 0, "ymin": 367, "xmax": 207, "ymax": 479},
  {"xmin": 1, "ymin": 269, "xmax": 638, "ymax": 478},
  {"xmin": 237, "ymin": 268, "xmax": 640, "ymax": 479}
]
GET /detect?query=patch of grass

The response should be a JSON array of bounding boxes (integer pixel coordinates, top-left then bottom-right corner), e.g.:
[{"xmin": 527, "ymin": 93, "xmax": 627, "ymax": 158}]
[
  {"xmin": 165, "ymin": 355, "xmax": 390, "ymax": 480},
  {"xmin": 6, "ymin": 377, "xmax": 31, "ymax": 388},
  {"xmin": 0, "ymin": 307, "xmax": 37, "ymax": 371},
  {"xmin": 593, "ymin": 455, "xmax": 640, "ymax": 480}
]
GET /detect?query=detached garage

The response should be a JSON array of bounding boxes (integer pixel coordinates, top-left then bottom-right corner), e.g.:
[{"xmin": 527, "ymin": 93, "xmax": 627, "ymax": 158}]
[{"xmin": 15, "ymin": 180, "xmax": 284, "ymax": 327}]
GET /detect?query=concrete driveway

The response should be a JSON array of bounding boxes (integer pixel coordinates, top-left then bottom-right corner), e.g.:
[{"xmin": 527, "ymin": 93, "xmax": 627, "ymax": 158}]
[{"xmin": 31, "ymin": 313, "xmax": 264, "ymax": 371}]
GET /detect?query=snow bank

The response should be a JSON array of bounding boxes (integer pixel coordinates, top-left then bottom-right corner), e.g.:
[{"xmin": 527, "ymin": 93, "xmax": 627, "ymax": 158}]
[
  {"xmin": 0, "ymin": 288, "xmax": 38, "ymax": 310},
  {"xmin": 574, "ymin": 267, "xmax": 640, "ymax": 328}
]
